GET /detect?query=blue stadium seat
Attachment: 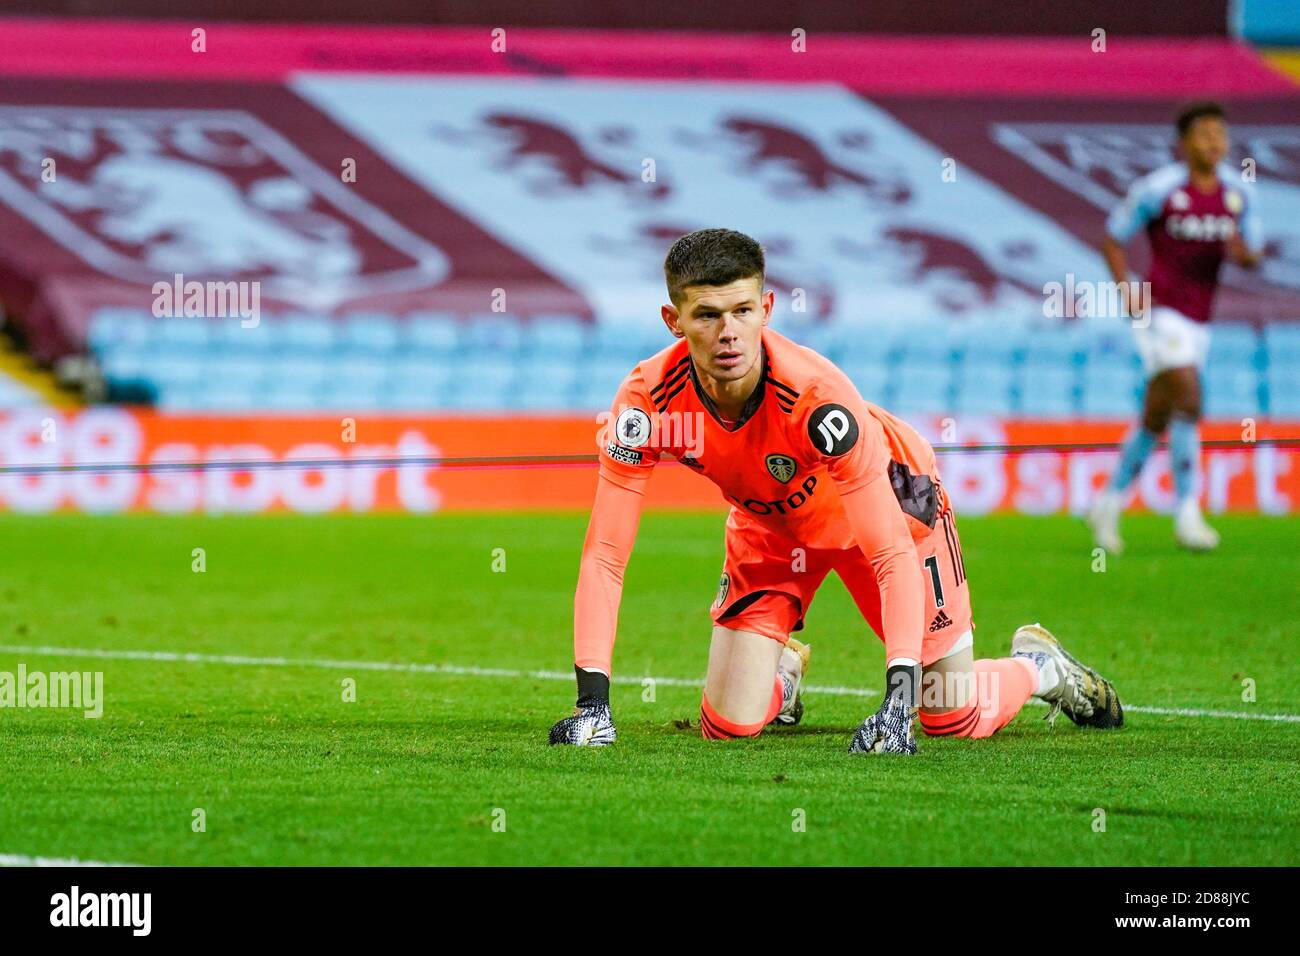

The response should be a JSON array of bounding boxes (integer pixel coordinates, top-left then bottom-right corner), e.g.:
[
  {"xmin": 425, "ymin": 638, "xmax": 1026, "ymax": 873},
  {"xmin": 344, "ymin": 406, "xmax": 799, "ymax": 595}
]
[
  {"xmin": 150, "ymin": 357, "xmax": 206, "ymax": 392},
  {"xmin": 1265, "ymin": 360, "xmax": 1300, "ymax": 415},
  {"xmin": 1082, "ymin": 355, "xmax": 1141, "ymax": 389},
  {"xmin": 0, "ymin": 377, "xmax": 38, "ymax": 407},
  {"xmin": 898, "ymin": 353, "xmax": 952, "ymax": 381},
  {"xmin": 630, "ymin": 324, "xmax": 675, "ymax": 361},
  {"xmin": 99, "ymin": 348, "xmax": 153, "ymax": 384},
  {"xmin": 276, "ymin": 315, "xmax": 337, "ymax": 353},
  {"xmin": 441, "ymin": 360, "xmax": 515, "ymax": 409},
  {"xmin": 523, "ymin": 315, "xmax": 589, "ymax": 358},
  {"xmin": 1263, "ymin": 324, "xmax": 1300, "ymax": 364},
  {"xmin": 1204, "ymin": 365, "xmax": 1262, "ymax": 417},
  {"xmin": 1017, "ymin": 365, "xmax": 1077, "ymax": 416},
  {"xmin": 333, "ymin": 357, "xmax": 389, "ymax": 390},
  {"xmin": 460, "ymin": 314, "xmax": 525, "ymax": 354},
  {"xmin": 207, "ymin": 317, "xmax": 276, "ymax": 355},
  {"xmin": 87, "ymin": 309, "xmax": 152, "ymax": 355},
  {"xmin": 590, "ymin": 322, "xmax": 648, "ymax": 365},
  {"xmin": 321, "ymin": 377, "xmax": 386, "ymax": 410},
  {"xmin": 1076, "ymin": 390, "xmax": 1138, "ymax": 418},
  {"xmin": 576, "ymin": 358, "xmax": 631, "ymax": 409},
  {"xmin": 206, "ymin": 356, "xmax": 272, "ymax": 390},
  {"xmin": 959, "ymin": 333, "xmax": 1020, "ymax": 376},
  {"xmin": 199, "ymin": 380, "xmax": 264, "ymax": 410},
  {"xmin": 403, "ymin": 313, "xmax": 462, "ymax": 356},
  {"xmin": 1271, "ymin": 392, "xmax": 1300, "ymax": 416},
  {"xmin": 384, "ymin": 387, "xmax": 437, "ymax": 411},
  {"xmin": 952, "ymin": 364, "xmax": 1014, "ymax": 415},
  {"xmin": 511, "ymin": 390, "xmax": 562, "ymax": 411},
  {"xmin": 339, "ymin": 313, "xmax": 400, "ymax": 355},
  {"xmin": 513, "ymin": 358, "xmax": 580, "ymax": 409},
  {"xmin": 1210, "ymin": 323, "xmax": 1261, "ymax": 368},
  {"xmin": 152, "ymin": 317, "xmax": 212, "ymax": 352},
  {"xmin": 1021, "ymin": 334, "xmax": 1081, "ymax": 368},
  {"xmin": 840, "ymin": 360, "xmax": 889, "ymax": 403},
  {"xmin": 385, "ymin": 358, "xmax": 448, "ymax": 410},
  {"xmin": 892, "ymin": 357, "xmax": 952, "ymax": 414},
  {"xmin": 1080, "ymin": 363, "xmax": 1141, "ymax": 415},
  {"xmin": 440, "ymin": 387, "xmax": 504, "ymax": 410},
  {"xmin": 1077, "ymin": 321, "xmax": 1135, "ymax": 362},
  {"xmin": 453, "ymin": 357, "xmax": 516, "ymax": 390},
  {"xmin": 154, "ymin": 384, "xmax": 203, "ymax": 412},
  {"xmin": 841, "ymin": 338, "xmax": 903, "ymax": 368},
  {"xmin": 896, "ymin": 318, "xmax": 951, "ymax": 355},
  {"xmin": 953, "ymin": 319, "xmax": 1020, "ymax": 366},
  {"xmin": 598, "ymin": 312, "xmax": 676, "ymax": 356},
  {"xmin": 590, "ymin": 321, "xmax": 665, "ymax": 366},
  {"xmin": 831, "ymin": 324, "xmax": 880, "ymax": 365},
  {"xmin": 777, "ymin": 319, "xmax": 823, "ymax": 353},
  {"xmin": 262, "ymin": 381, "xmax": 324, "ymax": 410},
  {"xmin": 388, "ymin": 355, "xmax": 447, "ymax": 385},
  {"xmin": 277, "ymin": 357, "xmax": 332, "ymax": 388}
]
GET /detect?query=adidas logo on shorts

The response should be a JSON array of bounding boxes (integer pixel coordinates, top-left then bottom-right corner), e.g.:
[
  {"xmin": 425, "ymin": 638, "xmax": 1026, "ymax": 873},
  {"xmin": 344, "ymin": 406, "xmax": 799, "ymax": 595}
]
[{"xmin": 929, "ymin": 611, "xmax": 953, "ymax": 632}]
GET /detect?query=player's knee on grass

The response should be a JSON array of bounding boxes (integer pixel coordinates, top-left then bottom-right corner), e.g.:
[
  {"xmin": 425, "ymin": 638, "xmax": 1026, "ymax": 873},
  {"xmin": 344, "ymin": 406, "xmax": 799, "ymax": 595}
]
[
  {"xmin": 918, "ymin": 701, "xmax": 980, "ymax": 738},
  {"xmin": 917, "ymin": 646, "xmax": 986, "ymax": 739},
  {"xmin": 700, "ymin": 624, "xmax": 784, "ymax": 740},
  {"xmin": 700, "ymin": 690, "xmax": 779, "ymax": 739},
  {"xmin": 919, "ymin": 647, "xmax": 976, "ymax": 718},
  {"xmin": 918, "ymin": 647, "xmax": 1037, "ymax": 739}
]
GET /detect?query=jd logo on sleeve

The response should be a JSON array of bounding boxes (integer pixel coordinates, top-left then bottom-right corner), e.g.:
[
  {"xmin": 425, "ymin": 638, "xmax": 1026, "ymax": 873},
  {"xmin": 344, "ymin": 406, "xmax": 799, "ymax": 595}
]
[{"xmin": 808, "ymin": 404, "xmax": 858, "ymax": 457}]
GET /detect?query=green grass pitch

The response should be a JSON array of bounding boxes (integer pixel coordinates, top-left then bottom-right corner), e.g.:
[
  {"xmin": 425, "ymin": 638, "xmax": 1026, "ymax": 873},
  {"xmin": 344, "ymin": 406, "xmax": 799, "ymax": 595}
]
[{"xmin": 0, "ymin": 511, "xmax": 1296, "ymax": 866}]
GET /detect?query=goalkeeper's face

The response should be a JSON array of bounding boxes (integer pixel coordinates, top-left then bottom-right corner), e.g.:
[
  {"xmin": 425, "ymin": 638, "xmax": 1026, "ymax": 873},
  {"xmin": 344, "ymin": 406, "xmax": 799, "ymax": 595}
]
[{"xmin": 661, "ymin": 276, "xmax": 773, "ymax": 385}]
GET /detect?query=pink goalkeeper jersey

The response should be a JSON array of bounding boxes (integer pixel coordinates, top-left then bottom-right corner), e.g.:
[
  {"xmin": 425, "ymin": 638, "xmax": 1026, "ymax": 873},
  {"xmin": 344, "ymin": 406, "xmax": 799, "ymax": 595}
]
[{"xmin": 573, "ymin": 327, "xmax": 933, "ymax": 676}]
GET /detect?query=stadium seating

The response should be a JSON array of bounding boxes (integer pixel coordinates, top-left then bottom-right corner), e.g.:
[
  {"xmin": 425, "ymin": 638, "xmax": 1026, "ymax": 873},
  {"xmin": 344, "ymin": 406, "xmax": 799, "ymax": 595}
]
[
  {"xmin": 1265, "ymin": 357, "xmax": 1300, "ymax": 416},
  {"xmin": 841, "ymin": 359, "xmax": 890, "ymax": 405},
  {"xmin": 81, "ymin": 309, "xmax": 1283, "ymax": 417},
  {"xmin": 0, "ymin": 372, "xmax": 41, "ymax": 406},
  {"xmin": 1080, "ymin": 362, "xmax": 1143, "ymax": 417},
  {"xmin": 1205, "ymin": 365, "xmax": 1263, "ymax": 417}
]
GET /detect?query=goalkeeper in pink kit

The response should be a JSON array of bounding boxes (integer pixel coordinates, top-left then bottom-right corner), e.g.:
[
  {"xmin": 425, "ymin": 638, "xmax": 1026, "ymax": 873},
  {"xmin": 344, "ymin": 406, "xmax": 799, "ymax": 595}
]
[{"xmin": 550, "ymin": 229, "xmax": 1123, "ymax": 753}]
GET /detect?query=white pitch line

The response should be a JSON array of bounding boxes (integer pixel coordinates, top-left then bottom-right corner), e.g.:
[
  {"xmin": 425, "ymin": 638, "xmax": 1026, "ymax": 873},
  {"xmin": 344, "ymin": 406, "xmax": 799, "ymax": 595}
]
[
  {"xmin": 2, "ymin": 643, "xmax": 869, "ymax": 697},
  {"xmin": 0, "ymin": 853, "xmax": 137, "ymax": 867},
  {"xmin": 1120, "ymin": 703, "xmax": 1299, "ymax": 723},
  {"xmin": 1, "ymin": 643, "xmax": 1297, "ymax": 724}
]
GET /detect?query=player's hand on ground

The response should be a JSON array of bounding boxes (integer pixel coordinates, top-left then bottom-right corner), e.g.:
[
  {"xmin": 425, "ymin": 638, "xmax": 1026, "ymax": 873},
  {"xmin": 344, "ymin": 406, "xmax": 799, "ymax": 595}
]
[
  {"xmin": 548, "ymin": 701, "xmax": 616, "ymax": 746},
  {"xmin": 550, "ymin": 666, "xmax": 617, "ymax": 746},
  {"xmin": 849, "ymin": 664, "xmax": 920, "ymax": 755},
  {"xmin": 849, "ymin": 695, "xmax": 917, "ymax": 755}
]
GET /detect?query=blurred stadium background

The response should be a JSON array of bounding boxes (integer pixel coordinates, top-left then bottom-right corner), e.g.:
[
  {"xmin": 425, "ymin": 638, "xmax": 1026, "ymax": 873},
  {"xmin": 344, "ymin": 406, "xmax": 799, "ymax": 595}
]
[{"xmin": 0, "ymin": 0, "xmax": 1296, "ymax": 516}]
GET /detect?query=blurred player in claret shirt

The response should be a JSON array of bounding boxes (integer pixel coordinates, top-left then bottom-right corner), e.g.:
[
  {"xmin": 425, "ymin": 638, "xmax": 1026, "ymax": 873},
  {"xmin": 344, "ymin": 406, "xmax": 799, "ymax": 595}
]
[
  {"xmin": 549, "ymin": 229, "xmax": 1122, "ymax": 753},
  {"xmin": 1091, "ymin": 102, "xmax": 1264, "ymax": 553}
]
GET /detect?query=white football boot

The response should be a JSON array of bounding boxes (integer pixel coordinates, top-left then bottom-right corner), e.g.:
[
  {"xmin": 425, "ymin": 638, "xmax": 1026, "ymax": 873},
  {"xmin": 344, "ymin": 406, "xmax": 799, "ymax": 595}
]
[
  {"xmin": 771, "ymin": 638, "xmax": 812, "ymax": 726},
  {"xmin": 1087, "ymin": 488, "xmax": 1125, "ymax": 555},
  {"xmin": 1174, "ymin": 497, "xmax": 1219, "ymax": 552},
  {"xmin": 1011, "ymin": 623, "xmax": 1123, "ymax": 729}
]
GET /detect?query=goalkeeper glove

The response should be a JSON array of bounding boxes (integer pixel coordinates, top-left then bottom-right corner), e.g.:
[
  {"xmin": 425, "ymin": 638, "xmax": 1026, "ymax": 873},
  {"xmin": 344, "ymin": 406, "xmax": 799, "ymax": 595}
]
[
  {"xmin": 849, "ymin": 663, "xmax": 920, "ymax": 756},
  {"xmin": 548, "ymin": 666, "xmax": 617, "ymax": 747}
]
